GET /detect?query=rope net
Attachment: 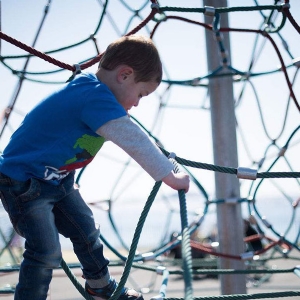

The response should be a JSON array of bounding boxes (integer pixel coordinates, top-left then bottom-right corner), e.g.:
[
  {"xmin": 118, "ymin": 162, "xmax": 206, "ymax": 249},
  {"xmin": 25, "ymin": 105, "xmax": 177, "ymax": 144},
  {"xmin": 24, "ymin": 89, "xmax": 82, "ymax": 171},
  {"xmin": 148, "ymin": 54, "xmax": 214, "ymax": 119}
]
[{"xmin": 0, "ymin": 0, "xmax": 299, "ymax": 299}]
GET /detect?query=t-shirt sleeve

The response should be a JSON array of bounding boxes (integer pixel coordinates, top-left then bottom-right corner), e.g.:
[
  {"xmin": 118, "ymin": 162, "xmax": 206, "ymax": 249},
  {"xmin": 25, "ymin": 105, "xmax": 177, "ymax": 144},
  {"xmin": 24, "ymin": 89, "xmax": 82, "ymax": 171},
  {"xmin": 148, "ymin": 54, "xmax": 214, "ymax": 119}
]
[
  {"xmin": 81, "ymin": 88, "xmax": 127, "ymax": 131},
  {"xmin": 97, "ymin": 116, "xmax": 174, "ymax": 181}
]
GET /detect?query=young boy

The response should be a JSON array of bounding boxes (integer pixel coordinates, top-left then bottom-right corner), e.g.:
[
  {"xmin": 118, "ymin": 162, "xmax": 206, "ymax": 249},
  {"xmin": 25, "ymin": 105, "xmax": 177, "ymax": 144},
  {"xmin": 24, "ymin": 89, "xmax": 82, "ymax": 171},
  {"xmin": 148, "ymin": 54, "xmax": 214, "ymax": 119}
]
[{"xmin": 0, "ymin": 35, "xmax": 190, "ymax": 300}]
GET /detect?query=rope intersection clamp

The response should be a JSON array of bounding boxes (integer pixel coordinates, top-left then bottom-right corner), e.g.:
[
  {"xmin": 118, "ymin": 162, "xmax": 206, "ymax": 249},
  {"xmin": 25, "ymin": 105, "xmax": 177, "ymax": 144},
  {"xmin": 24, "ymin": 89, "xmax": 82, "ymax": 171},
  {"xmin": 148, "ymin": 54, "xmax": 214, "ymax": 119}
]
[
  {"xmin": 294, "ymin": 266, "xmax": 300, "ymax": 278},
  {"xmin": 278, "ymin": 146, "xmax": 287, "ymax": 156},
  {"xmin": 292, "ymin": 57, "xmax": 300, "ymax": 68},
  {"xmin": 142, "ymin": 252, "xmax": 155, "ymax": 261},
  {"xmin": 66, "ymin": 64, "xmax": 82, "ymax": 82},
  {"xmin": 168, "ymin": 152, "xmax": 176, "ymax": 159},
  {"xmin": 241, "ymin": 251, "xmax": 255, "ymax": 261},
  {"xmin": 225, "ymin": 197, "xmax": 239, "ymax": 204},
  {"xmin": 204, "ymin": 6, "xmax": 215, "ymax": 17},
  {"xmin": 151, "ymin": 3, "xmax": 160, "ymax": 12},
  {"xmin": 73, "ymin": 63, "xmax": 82, "ymax": 76},
  {"xmin": 237, "ymin": 167, "xmax": 257, "ymax": 180},
  {"xmin": 261, "ymin": 216, "xmax": 271, "ymax": 228},
  {"xmin": 280, "ymin": 2, "xmax": 291, "ymax": 10},
  {"xmin": 151, "ymin": 3, "xmax": 166, "ymax": 22},
  {"xmin": 156, "ymin": 266, "xmax": 166, "ymax": 275}
]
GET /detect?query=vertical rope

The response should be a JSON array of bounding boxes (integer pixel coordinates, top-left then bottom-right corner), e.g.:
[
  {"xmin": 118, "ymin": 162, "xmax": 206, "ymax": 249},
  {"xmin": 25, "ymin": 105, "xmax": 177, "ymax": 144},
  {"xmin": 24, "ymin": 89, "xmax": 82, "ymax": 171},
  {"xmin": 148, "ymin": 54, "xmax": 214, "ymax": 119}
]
[{"xmin": 170, "ymin": 155, "xmax": 193, "ymax": 300}]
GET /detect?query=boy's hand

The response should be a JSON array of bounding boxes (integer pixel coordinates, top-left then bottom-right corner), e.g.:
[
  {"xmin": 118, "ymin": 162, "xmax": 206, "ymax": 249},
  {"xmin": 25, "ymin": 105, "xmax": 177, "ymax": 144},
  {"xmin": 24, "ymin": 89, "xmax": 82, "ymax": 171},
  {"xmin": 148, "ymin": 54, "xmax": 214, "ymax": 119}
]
[{"xmin": 162, "ymin": 171, "xmax": 190, "ymax": 193}]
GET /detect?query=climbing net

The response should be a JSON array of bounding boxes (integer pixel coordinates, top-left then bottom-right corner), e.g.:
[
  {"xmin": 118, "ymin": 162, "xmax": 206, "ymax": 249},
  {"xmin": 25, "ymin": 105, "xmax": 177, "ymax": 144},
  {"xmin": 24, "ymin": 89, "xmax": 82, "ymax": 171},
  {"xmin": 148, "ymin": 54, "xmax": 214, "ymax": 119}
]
[{"xmin": 0, "ymin": 0, "xmax": 299, "ymax": 299}]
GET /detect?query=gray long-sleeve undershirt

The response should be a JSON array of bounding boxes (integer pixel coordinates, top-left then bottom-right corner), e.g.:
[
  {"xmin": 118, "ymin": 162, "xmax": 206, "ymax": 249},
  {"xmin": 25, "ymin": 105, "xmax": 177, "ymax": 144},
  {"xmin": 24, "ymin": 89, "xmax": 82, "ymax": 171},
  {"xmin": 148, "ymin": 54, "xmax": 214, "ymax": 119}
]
[{"xmin": 97, "ymin": 116, "xmax": 174, "ymax": 181}]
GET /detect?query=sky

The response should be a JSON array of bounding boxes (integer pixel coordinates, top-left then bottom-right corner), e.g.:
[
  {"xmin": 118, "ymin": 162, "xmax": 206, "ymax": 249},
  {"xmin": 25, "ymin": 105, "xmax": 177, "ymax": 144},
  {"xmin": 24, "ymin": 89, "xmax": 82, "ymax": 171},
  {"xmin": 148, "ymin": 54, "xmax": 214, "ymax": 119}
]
[{"xmin": 0, "ymin": 0, "xmax": 299, "ymax": 246}]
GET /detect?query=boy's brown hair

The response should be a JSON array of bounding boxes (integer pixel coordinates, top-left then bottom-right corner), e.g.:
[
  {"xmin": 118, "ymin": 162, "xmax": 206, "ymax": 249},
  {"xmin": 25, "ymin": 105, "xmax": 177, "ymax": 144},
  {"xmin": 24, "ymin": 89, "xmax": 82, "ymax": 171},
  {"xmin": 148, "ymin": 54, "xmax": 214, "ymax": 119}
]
[{"xmin": 99, "ymin": 35, "xmax": 162, "ymax": 84}]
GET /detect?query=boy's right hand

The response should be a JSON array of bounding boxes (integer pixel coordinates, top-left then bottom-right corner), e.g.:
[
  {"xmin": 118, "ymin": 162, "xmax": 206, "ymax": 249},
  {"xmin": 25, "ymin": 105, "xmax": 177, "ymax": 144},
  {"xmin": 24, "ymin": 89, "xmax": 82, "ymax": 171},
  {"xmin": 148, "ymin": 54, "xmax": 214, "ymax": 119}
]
[{"xmin": 162, "ymin": 171, "xmax": 190, "ymax": 193}]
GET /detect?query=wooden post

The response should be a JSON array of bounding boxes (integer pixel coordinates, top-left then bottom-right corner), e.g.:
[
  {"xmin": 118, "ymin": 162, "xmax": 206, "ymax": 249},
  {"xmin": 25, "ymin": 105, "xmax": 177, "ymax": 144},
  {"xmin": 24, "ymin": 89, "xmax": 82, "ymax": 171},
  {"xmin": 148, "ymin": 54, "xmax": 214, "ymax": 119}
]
[{"xmin": 203, "ymin": 0, "xmax": 247, "ymax": 294}]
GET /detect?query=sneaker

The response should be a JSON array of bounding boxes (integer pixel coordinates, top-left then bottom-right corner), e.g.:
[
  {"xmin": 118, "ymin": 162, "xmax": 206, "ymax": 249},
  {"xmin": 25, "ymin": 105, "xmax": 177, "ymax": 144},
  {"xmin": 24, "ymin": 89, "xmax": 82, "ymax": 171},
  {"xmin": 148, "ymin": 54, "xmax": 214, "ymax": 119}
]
[{"xmin": 85, "ymin": 278, "xmax": 144, "ymax": 300}]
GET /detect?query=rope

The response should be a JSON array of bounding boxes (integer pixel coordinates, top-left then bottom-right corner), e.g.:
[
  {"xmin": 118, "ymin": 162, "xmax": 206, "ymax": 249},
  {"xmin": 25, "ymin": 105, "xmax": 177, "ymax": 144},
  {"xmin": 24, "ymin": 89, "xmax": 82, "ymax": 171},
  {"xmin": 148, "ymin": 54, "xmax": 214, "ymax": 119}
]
[
  {"xmin": 60, "ymin": 259, "xmax": 94, "ymax": 300},
  {"xmin": 157, "ymin": 5, "xmax": 284, "ymax": 14},
  {"xmin": 158, "ymin": 146, "xmax": 300, "ymax": 179},
  {"xmin": 171, "ymin": 157, "xmax": 193, "ymax": 300},
  {"xmin": 0, "ymin": 0, "xmax": 158, "ymax": 73},
  {"xmin": 164, "ymin": 291, "xmax": 300, "ymax": 300},
  {"xmin": 110, "ymin": 180, "xmax": 162, "ymax": 300},
  {"xmin": 0, "ymin": 264, "xmax": 297, "ymax": 277},
  {"xmin": 282, "ymin": 0, "xmax": 300, "ymax": 34},
  {"xmin": 150, "ymin": 14, "xmax": 300, "ymax": 112}
]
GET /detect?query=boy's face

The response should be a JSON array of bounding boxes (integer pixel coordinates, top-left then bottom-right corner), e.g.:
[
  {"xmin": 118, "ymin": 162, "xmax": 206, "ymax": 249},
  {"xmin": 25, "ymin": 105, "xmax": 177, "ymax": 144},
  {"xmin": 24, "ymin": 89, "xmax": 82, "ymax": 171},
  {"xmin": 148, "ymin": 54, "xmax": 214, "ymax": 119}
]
[{"xmin": 117, "ymin": 75, "xmax": 159, "ymax": 113}]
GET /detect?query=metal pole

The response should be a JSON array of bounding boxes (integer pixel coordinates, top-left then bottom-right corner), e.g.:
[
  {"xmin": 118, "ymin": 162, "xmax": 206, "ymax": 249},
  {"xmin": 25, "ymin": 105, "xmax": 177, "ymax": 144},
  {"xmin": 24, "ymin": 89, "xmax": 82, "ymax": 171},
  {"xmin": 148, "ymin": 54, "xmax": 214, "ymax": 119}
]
[{"xmin": 203, "ymin": 0, "xmax": 247, "ymax": 294}]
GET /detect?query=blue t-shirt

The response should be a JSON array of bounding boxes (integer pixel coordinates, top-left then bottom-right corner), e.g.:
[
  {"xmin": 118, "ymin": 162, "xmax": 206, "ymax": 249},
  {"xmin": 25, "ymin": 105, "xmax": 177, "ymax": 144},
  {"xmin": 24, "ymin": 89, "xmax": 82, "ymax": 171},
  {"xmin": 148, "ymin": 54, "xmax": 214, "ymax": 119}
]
[{"xmin": 0, "ymin": 73, "xmax": 126, "ymax": 184}]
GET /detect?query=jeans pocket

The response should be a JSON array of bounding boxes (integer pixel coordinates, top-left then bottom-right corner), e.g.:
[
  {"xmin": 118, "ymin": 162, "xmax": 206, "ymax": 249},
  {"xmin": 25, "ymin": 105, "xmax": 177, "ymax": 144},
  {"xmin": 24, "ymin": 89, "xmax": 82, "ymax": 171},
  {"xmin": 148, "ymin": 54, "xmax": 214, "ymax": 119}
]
[
  {"xmin": 18, "ymin": 178, "xmax": 41, "ymax": 202},
  {"xmin": 9, "ymin": 178, "xmax": 41, "ymax": 202}
]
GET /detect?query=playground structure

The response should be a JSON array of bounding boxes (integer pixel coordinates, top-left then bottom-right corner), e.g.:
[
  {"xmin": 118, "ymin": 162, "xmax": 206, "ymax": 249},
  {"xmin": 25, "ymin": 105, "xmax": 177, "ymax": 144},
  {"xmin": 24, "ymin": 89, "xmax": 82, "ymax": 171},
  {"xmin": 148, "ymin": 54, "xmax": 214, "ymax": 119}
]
[{"xmin": 0, "ymin": 0, "xmax": 300, "ymax": 299}]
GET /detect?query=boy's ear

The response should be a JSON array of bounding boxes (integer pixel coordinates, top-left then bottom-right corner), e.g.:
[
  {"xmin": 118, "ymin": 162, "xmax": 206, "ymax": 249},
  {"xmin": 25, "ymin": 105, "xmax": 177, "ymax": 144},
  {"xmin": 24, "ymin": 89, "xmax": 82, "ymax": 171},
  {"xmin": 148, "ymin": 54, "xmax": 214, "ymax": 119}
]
[{"xmin": 117, "ymin": 66, "xmax": 134, "ymax": 83}]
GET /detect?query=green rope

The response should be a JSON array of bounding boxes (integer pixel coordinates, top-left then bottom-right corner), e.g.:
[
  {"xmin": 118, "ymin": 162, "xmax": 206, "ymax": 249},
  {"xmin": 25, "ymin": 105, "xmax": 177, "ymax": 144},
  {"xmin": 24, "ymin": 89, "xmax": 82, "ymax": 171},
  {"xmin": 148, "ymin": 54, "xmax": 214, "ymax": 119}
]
[
  {"xmin": 164, "ymin": 291, "xmax": 300, "ymax": 300},
  {"xmin": 60, "ymin": 259, "xmax": 94, "ymax": 300},
  {"xmin": 158, "ymin": 147, "xmax": 300, "ymax": 179},
  {"xmin": 2, "ymin": 264, "xmax": 297, "ymax": 276},
  {"xmin": 170, "ymin": 157, "xmax": 193, "ymax": 300},
  {"xmin": 192, "ymin": 267, "xmax": 296, "ymax": 276},
  {"xmin": 109, "ymin": 181, "xmax": 163, "ymax": 300},
  {"xmin": 0, "ymin": 288, "xmax": 15, "ymax": 294}
]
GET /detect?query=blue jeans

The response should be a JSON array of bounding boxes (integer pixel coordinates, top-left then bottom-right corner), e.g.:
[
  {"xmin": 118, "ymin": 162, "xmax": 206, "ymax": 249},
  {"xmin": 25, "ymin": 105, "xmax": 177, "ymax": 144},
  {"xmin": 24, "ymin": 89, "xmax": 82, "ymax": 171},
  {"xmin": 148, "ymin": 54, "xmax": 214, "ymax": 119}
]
[{"xmin": 0, "ymin": 172, "xmax": 109, "ymax": 300}]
